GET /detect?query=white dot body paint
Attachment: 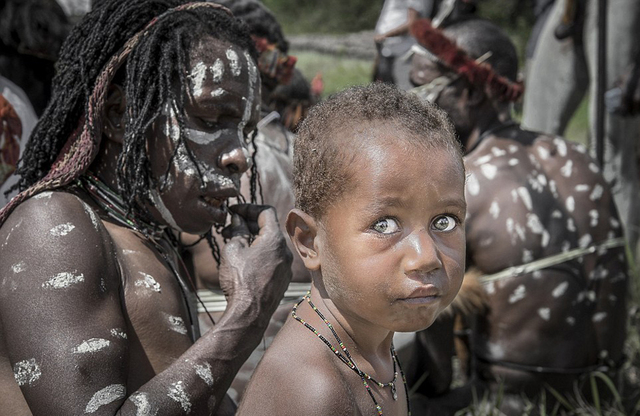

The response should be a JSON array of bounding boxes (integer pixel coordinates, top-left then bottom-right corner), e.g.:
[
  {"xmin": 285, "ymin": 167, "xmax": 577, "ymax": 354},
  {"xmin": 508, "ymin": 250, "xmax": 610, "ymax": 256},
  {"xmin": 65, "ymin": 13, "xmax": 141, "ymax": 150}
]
[
  {"xmin": 211, "ymin": 88, "xmax": 226, "ymax": 97},
  {"xmin": 560, "ymin": 160, "xmax": 573, "ymax": 177},
  {"xmin": 566, "ymin": 316, "xmax": 576, "ymax": 326},
  {"xmin": 579, "ymin": 234, "xmax": 592, "ymax": 249},
  {"xmin": 537, "ymin": 147, "xmax": 550, "ymax": 160},
  {"xmin": 42, "ymin": 271, "xmax": 84, "ymax": 289},
  {"xmin": 575, "ymin": 184, "xmax": 590, "ymax": 192},
  {"xmin": 480, "ymin": 163, "xmax": 497, "ymax": 180},
  {"xmin": 567, "ymin": 218, "xmax": 576, "ymax": 232},
  {"xmin": 474, "ymin": 154, "xmax": 493, "ymax": 165},
  {"xmin": 522, "ymin": 249, "xmax": 533, "ymax": 263},
  {"xmin": 195, "ymin": 362, "xmax": 214, "ymax": 386},
  {"xmin": 489, "ymin": 201, "xmax": 500, "ymax": 219},
  {"xmin": 508, "ymin": 158, "xmax": 519, "ymax": 166},
  {"xmin": 72, "ymin": 338, "xmax": 111, "ymax": 354},
  {"xmin": 189, "ymin": 61, "xmax": 208, "ymax": 98},
  {"xmin": 551, "ymin": 210, "xmax": 562, "ymax": 219},
  {"xmin": 491, "ymin": 147, "xmax": 506, "ymax": 157},
  {"xmin": 110, "ymin": 328, "xmax": 127, "ymax": 339},
  {"xmin": 538, "ymin": 308, "xmax": 551, "ymax": 321},
  {"xmin": 122, "ymin": 249, "xmax": 137, "ymax": 255},
  {"xmin": 488, "ymin": 343, "xmax": 505, "ymax": 359},
  {"xmin": 466, "ymin": 173, "xmax": 480, "ymax": 196},
  {"xmin": 553, "ymin": 138, "xmax": 567, "ymax": 157},
  {"xmin": 589, "ymin": 162, "xmax": 600, "ymax": 173},
  {"xmin": 13, "ymin": 358, "xmax": 42, "ymax": 386},
  {"xmin": 566, "ymin": 196, "xmax": 575, "ymax": 212},
  {"xmin": 33, "ymin": 191, "xmax": 53, "ymax": 200},
  {"xmin": 168, "ymin": 381, "xmax": 192, "ymax": 412},
  {"xmin": 211, "ymin": 58, "xmax": 225, "ymax": 83},
  {"xmin": 590, "ymin": 184, "xmax": 603, "ymax": 201},
  {"xmin": 552, "ymin": 282, "xmax": 569, "ymax": 298},
  {"xmin": 593, "ymin": 312, "xmax": 607, "ymax": 322},
  {"xmin": 129, "ymin": 392, "xmax": 156, "ymax": 416},
  {"xmin": 589, "ymin": 210, "xmax": 599, "ymax": 227},
  {"xmin": 485, "ymin": 282, "xmax": 496, "ymax": 294},
  {"xmin": 165, "ymin": 314, "xmax": 188, "ymax": 335},
  {"xmin": 516, "ymin": 187, "xmax": 533, "ymax": 211},
  {"xmin": 12, "ymin": 261, "xmax": 26, "ymax": 274},
  {"xmin": 49, "ymin": 222, "xmax": 75, "ymax": 237},
  {"xmin": 85, "ymin": 384, "xmax": 126, "ymax": 413},
  {"xmin": 135, "ymin": 272, "xmax": 161, "ymax": 293},
  {"xmin": 82, "ymin": 202, "xmax": 101, "ymax": 231},
  {"xmin": 509, "ymin": 285, "xmax": 526, "ymax": 304},
  {"xmin": 610, "ymin": 217, "xmax": 620, "ymax": 229},
  {"xmin": 226, "ymin": 48, "xmax": 241, "ymax": 76}
]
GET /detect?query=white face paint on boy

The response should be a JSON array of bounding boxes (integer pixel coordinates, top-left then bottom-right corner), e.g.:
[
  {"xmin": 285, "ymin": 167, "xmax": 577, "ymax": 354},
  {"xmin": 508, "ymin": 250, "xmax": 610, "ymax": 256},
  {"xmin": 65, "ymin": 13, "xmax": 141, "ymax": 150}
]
[{"xmin": 145, "ymin": 36, "xmax": 261, "ymax": 234}]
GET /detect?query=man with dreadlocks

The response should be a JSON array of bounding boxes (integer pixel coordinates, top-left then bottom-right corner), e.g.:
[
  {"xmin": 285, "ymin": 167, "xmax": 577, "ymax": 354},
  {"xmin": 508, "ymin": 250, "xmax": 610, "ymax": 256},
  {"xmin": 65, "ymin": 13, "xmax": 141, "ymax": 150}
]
[
  {"xmin": 407, "ymin": 18, "xmax": 628, "ymax": 415},
  {"xmin": 0, "ymin": 1, "xmax": 292, "ymax": 414}
]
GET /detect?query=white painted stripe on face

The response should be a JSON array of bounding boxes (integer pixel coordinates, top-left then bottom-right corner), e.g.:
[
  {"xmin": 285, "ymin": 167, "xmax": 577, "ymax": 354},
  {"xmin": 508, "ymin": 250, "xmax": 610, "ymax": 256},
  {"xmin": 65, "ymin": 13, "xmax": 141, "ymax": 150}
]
[
  {"xmin": 237, "ymin": 51, "xmax": 258, "ymax": 144},
  {"xmin": 85, "ymin": 384, "xmax": 126, "ymax": 413},
  {"xmin": 13, "ymin": 358, "xmax": 41, "ymax": 386},
  {"xmin": 148, "ymin": 188, "xmax": 181, "ymax": 231},
  {"xmin": 168, "ymin": 381, "xmax": 191, "ymax": 412},
  {"xmin": 226, "ymin": 48, "xmax": 241, "ymax": 76},
  {"xmin": 42, "ymin": 271, "xmax": 84, "ymax": 289},
  {"xmin": 135, "ymin": 272, "xmax": 161, "ymax": 293},
  {"xmin": 72, "ymin": 338, "xmax": 111, "ymax": 354},
  {"xmin": 50, "ymin": 223, "xmax": 75, "ymax": 236},
  {"xmin": 212, "ymin": 58, "xmax": 225, "ymax": 83},
  {"xmin": 189, "ymin": 61, "xmax": 208, "ymax": 98}
]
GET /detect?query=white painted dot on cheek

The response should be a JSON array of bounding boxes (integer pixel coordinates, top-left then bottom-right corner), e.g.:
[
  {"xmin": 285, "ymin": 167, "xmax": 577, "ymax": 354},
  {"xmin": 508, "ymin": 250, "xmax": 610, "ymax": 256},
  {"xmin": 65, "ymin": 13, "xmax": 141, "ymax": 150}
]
[{"xmin": 189, "ymin": 61, "xmax": 208, "ymax": 98}]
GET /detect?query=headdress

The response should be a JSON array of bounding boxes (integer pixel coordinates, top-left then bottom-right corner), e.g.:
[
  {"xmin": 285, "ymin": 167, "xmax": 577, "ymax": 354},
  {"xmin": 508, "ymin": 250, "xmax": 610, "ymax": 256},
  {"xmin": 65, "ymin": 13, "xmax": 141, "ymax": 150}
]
[
  {"xmin": 410, "ymin": 18, "xmax": 524, "ymax": 102},
  {"xmin": 252, "ymin": 35, "xmax": 297, "ymax": 85},
  {"xmin": 0, "ymin": 2, "xmax": 231, "ymax": 225}
]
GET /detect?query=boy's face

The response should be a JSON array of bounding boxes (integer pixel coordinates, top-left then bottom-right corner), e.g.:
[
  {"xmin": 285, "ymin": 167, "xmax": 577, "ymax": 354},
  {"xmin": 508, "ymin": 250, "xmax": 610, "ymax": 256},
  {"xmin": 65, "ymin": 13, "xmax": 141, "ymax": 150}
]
[
  {"xmin": 145, "ymin": 37, "xmax": 261, "ymax": 234},
  {"xmin": 316, "ymin": 127, "xmax": 466, "ymax": 333}
]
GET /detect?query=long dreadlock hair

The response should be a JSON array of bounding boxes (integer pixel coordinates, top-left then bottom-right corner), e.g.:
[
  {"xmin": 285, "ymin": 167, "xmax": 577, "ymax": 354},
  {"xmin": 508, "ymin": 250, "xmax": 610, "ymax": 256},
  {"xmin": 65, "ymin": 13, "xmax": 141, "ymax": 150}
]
[{"xmin": 11, "ymin": 0, "xmax": 259, "ymax": 219}]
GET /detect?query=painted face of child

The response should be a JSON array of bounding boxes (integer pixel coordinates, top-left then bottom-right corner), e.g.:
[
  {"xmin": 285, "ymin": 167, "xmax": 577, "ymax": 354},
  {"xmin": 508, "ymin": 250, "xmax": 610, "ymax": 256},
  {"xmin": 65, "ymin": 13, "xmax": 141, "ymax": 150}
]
[
  {"xmin": 145, "ymin": 37, "xmax": 261, "ymax": 234},
  {"xmin": 316, "ymin": 125, "xmax": 466, "ymax": 333}
]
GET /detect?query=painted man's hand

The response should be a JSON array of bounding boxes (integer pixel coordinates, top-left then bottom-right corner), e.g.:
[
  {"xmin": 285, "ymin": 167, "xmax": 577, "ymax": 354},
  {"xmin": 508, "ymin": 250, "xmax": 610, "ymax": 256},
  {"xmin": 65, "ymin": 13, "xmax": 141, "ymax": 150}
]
[{"xmin": 218, "ymin": 204, "xmax": 293, "ymax": 323}]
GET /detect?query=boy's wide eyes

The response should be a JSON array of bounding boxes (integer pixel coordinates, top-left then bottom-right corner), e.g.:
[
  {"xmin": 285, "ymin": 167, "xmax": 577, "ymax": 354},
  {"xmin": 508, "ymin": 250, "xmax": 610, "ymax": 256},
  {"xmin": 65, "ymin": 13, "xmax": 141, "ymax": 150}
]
[
  {"xmin": 371, "ymin": 218, "xmax": 400, "ymax": 234},
  {"xmin": 432, "ymin": 215, "xmax": 458, "ymax": 232}
]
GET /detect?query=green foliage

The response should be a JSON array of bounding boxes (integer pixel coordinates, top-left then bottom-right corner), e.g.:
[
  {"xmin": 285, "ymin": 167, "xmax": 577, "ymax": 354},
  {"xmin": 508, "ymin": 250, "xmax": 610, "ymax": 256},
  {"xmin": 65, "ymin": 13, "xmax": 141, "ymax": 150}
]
[
  {"xmin": 262, "ymin": 0, "xmax": 384, "ymax": 34},
  {"xmin": 294, "ymin": 51, "xmax": 373, "ymax": 98}
]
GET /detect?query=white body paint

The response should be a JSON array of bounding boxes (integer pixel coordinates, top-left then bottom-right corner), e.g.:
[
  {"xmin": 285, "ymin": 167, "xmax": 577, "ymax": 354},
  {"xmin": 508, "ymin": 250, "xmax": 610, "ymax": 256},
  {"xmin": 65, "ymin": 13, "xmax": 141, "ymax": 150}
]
[
  {"xmin": 12, "ymin": 261, "xmax": 25, "ymax": 273},
  {"xmin": 489, "ymin": 201, "xmax": 500, "ymax": 219},
  {"xmin": 165, "ymin": 314, "xmax": 188, "ymax": 335},
  {"xmin": 13, "ymin": 358, "xmax": 41, "ymax": 386},
  {"xmin": 211, "ymin": 58, "xmax": 224, "ymax": 83},
  {"xmin": 110, "ymin": 328, "xmax": 127, "ymax": 339},
  {"xmin": 226, "ymin": 49, "xmax": 241, "ymax": 76},
  {"xmin": 33, "ymin": 191, "xmax": 53, "ymax": 200},
  {"xmin": 135, "ymin": 272, "xmax": 161, "ymax": 293},
  {"xmin": 480, "ymin": 163, "xmax": 497, "ymax": 180},
  {"xmin": 82, "ymin": 202, "xmax": 101, "ymax": 230},
  {"xmin": 195, "ymin": 362, "xmax": 214, "ymax": 386},
  {"xmin": 72, "ymin": 338, "xmax": 111, "ymax": 354},
  {"xmin": 129, "ymin": 392, "xmax": 157, "ymax": 416},
  {"xmin": 189, "ymin": 61, "xmax": 208, "ymax": 98},
  {"xmin": 552, "ymin": 282, "xmax": 569, "ymax": 298},
  {"xmin": 85, "ymin": 384, "xmax": 126, "ymax": 413},
  {"xmin": 593, "ymin": 312, "xmax": 607, "ymax": 322},
  {"xmin": 466, "ymin": 172, "xmax": 480, "ymax": 196},
  {"xmin": 50, "ymin": 222, "xmax": 75, "ymax": 237},
  {"xmin": 538, "ymin": 308, "xmax": 551, "ymax": 321},
  {"xmin": 168, "ymin": 381, "xmax": 192, "ymax": 412},
  {"xmin": 42, "ymin": 271, "xmax": 85, "ymax": 289},
  {"xmin": 509, "ymin": 284, "xmax": 527, "ymax": 303}
]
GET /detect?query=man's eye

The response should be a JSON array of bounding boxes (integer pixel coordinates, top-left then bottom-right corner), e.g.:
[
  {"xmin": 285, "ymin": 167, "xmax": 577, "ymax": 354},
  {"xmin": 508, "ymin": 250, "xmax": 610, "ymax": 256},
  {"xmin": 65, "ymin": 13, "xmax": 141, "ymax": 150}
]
[
  {"xmin": 432, "ymin": 215, "xmax": 458, "ymax": 232},
  {"xmin": 371, "ymin": 218, "xmax": 400, "ymax": 234}
]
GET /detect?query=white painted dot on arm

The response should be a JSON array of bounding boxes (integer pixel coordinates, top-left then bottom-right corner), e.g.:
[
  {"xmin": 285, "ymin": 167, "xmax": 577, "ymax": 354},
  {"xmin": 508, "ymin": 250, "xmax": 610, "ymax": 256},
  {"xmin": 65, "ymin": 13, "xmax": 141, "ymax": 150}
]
[
  {"xmin": 49, "ymin": 223, "xmax": 75, "ymax": 237},
  {"xmin": 552, "ymin": 282, "xmax": 569, "ymax": 298},
  {"xmin": 168, "ymin": 381, "xmax": 192, "ymax": 412},
  {"xmin": 13, "ymin": 358, "xmax": 41, "ymax": 386},
  {"xmin": 537, "ymin": 308, "xmax": 550, "ymax": 321},
  {"xmin": 85, "ymin": 384, "xmax": 126, "ymax": 413},
  {"xmin": 42, "ymin": 271, "xmax": 85, "ymax": 289}
]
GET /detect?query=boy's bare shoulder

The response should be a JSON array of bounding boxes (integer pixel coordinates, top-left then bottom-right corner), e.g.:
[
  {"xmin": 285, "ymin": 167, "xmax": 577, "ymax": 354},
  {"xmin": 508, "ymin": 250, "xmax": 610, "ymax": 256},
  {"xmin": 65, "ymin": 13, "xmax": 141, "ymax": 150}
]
[{"xmin": 238, "ymin": 318, "xmax": 358, "ymax": 416}]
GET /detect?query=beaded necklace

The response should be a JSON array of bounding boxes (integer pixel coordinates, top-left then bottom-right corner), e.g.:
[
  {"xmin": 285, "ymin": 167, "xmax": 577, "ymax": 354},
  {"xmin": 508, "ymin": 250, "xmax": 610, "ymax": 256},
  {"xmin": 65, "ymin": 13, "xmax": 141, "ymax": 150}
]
[{"xmin": 292, "ymin": 292, "xmax": 411, "ymax": 415}]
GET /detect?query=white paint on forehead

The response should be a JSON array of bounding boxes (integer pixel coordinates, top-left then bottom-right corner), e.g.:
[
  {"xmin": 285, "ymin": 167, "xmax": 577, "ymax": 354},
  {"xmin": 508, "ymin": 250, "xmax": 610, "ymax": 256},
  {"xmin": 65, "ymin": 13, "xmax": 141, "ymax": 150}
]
[
  {"xmin": 129, "ymin": 392, "xmax": 156, "ymax": 416},
  {"xmin": 189, "ymin": 61, "xmax": 208, "ymax": 98},
  {"xmin": 110, "ymin": 328, "xmax": 127, "ymax": 339},
  {"xmin": 165, "ymin": 314, "xmax": 188, "ymax": 335},
  {"xmin": 226, "ymin": 48, "xmax": 241, "ymax": 76},
  {"xmin": 508, "ymin": 158, "xmax": 519, "ymax": 166},
  {"xmin": 474, "ymin": 154, "xmax": 492, "ymax": 165},
  {"xmin": 537, "ymin": 147, "xmax": 550, "ymax": 160},
  {"xmin": 560, "ymin": 160, "xmax": 573, "ymax": 177},
  {"xmin": 168, "ymin": 381, "xmax": 192, "ymax": 412},
  {"xmin": 211, "ymin": 88, "xmax": 226, "ymax": 97},
  {"xmin": 579, "ymin": 234, "xmax": 592, "ymax": 249},
  {"xmin": 148, "ymin": 188, "xmax": 181, "ymax": 231},
  {"xmin": 72, "ymin": 338, "xmax": 110, "ymax": 354},
  {"xmin": 211, "ymin": 58, "xmax": 225, "ymax": 83},
  {"xmin": 489, "ymin": 201, "xmax": 500, "ymax": 219},
  {"xmin": 553, "ymin": 138, "xmax": 567, "ymax": 157},
  {"xmin": 82, "ymin": 202, "xmax": 101, "ymax": 231},
  {"xmin": 508, "ymin": 284, "xmax": 526, "ymax": 303},
  {"xmin": 593, "ymin": 312, "xmax": 607, "ymax": 322},
  {"xmin": 491, "ymin": 147, "xmax": 506, "ymax": 157},
  {"xmin": 488, "ymin": 343, "xmax": 505, "ymax": 359},
  {"xmin": 589, "ymin": 162, "xmax": 600, "ymax": 173},
  {"xmin": 589, "ymin": 210, "xmax": 599, "ymax": 227},
  {"xmin": 12, "ymin": 261, "xmax": 26, "ymax": 274},
  {"xmin": 466, "ymin": 173, "xmax": 480, "ymax": 196},
  {"xmin": 552, "ymin": 282, "xmax": 569, "ymax": 297},
  {"xmin": 590, "ymin": 184, "xmax": 603, "ymax": 201},
  {"xmin": 566, "ymin": 196, "xmax": 575, "ymax": 212},
  {"xmin": 13, "ymin": 358, "xmax": 41, "ymax": 386},
  {"xmin": 50, "ymin": 222, "xmax": 75, "ymax": 237},
  {"xmin": 480, "ymin": 163, "xmax": 497, "ymax": 180},
  {"xmin": 42, "ymin": 271, "xmax": 84, "ymax": 289},
  {"xmin": 85, "ymin": 384, "xmax": 126, "ymax": 413},
  {"xmin": 195, "ymin": 362, "xmax": 214, "ymax": 386},
  {"xmin": 538, "ymin": 308, "xmax": 550, "ymax": 321},
  {"xmin": 517, "ymin": 187, "xmax": 532, "ymax": 211},
  {"xmin": 34, "ymin": 191, "xmax": 53, "ymax": 200},
  {"xmin": 135, "ymin": 272, "xmax": 161, "ymax": 293}
]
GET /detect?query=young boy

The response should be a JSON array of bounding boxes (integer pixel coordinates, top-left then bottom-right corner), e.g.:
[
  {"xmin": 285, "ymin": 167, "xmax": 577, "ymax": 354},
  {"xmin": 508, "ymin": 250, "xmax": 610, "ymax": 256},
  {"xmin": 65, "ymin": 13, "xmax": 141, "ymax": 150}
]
[{"xmin": 237, "ymin": 82, "xmax": 467, "ymax": 415}]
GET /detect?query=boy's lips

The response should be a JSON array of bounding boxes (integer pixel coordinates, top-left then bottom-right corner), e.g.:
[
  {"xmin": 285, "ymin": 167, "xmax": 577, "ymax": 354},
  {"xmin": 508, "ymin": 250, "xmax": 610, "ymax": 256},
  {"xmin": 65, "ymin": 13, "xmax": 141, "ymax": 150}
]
[{"xmin": 399, "ymin": 285, "xmax": 441, "ymax": 304}]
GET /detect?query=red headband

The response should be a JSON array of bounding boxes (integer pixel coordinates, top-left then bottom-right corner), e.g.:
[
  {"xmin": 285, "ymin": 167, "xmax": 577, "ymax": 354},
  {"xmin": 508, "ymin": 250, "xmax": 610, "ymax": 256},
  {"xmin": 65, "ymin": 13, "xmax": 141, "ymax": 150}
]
[{"xmin": 410, "ymin": 18, "xmax": 524, "ymax": 102}]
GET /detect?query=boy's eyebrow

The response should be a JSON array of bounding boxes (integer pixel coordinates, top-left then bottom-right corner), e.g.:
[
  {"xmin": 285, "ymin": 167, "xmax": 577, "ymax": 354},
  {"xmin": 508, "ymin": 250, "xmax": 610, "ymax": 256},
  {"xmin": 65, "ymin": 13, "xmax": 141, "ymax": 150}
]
[{"xmin": 364, "ymin": 195, "xmax": 467, "ymax": 213}]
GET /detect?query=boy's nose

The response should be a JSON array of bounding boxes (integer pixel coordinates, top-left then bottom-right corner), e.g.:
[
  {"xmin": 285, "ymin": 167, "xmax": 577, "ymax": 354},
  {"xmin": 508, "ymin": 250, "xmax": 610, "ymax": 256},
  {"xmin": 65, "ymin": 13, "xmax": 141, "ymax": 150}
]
[
  {"xmin": 403, "ymin": 229, "xmax": 443, "ymax": 277},
  {"xmin": 219, "ymin": 145, "xmax": 250, "ymax": 175}
]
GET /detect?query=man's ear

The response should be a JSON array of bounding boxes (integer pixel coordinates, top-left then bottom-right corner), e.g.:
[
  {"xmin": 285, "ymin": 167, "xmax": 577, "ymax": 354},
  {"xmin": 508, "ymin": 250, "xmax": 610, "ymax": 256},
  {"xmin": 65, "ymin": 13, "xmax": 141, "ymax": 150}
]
[
  {"xmin": 464, "ymin": 83, "xmax": 486, "ymax": 108},
  {"xmin": 102, "ymin": 84, "xmax": 126, "ymax": 144},
  {"xmin": 286, "ymin": 208, "xmax": 321, "ymax": 271}
]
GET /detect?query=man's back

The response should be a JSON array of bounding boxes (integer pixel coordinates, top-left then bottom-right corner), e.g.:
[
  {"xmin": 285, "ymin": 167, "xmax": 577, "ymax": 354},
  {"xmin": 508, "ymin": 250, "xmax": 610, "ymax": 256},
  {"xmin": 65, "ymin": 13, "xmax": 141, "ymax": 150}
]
[{"xmin": 464, "ymin": 128, "xmax": 627, "ymax": 393}]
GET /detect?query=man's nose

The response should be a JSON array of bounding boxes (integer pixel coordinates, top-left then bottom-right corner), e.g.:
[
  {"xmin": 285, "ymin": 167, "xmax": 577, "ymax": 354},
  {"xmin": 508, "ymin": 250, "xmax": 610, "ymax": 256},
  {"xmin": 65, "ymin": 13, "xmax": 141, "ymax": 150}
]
[
  {"xmin": 403, "ymin": 229, "xmax": 443, "ymax": 277},
  {"xmin": 219, "ymin": 144, "xmax": 250, "ymax": 175}
]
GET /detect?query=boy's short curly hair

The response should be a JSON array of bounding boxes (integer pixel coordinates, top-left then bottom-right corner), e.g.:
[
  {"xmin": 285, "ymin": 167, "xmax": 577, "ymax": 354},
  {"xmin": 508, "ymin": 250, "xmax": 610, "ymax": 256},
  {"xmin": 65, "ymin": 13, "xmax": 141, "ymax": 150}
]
[{"xmin": 294, "ymin": 82, "xmax": 462, "ymax": 219}]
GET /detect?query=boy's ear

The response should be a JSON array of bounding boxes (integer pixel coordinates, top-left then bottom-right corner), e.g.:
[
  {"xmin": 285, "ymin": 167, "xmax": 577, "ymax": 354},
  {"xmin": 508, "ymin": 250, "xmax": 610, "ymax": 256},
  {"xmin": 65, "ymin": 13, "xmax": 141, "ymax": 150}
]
[
  {"xmin": 286, "ymin": 208, "xmax": 321, "ymax": 271},
  {"xmin": 102, "ymin": 84, "xmax": 126, "ymax": 144}
]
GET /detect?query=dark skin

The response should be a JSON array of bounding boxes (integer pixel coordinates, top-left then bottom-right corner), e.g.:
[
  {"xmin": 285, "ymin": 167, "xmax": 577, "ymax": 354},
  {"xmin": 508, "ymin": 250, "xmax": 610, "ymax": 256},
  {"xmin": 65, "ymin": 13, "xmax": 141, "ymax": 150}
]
[
  {"xmin": 0, "ymin": 37, "xmax": 292, "ymax": 415},
  {"xmin": 412, "ymin": 55, "xmax": 627, "ymax": 412},
  {"xmin": 238, "ymin": 124, "xmax": 466, "ymax": 415}
]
